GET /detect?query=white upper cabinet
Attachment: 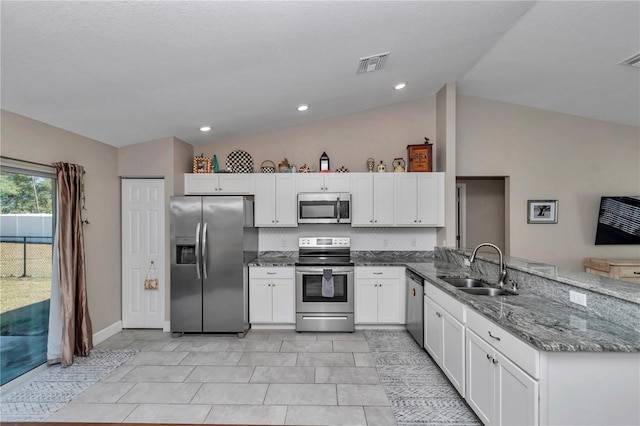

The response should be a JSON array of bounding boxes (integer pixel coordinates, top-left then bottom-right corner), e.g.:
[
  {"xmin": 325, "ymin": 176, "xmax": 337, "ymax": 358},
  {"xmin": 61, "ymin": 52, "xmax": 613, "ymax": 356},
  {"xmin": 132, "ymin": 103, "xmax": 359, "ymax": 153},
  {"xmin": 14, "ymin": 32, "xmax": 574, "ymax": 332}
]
[
  {"xmin": 184, "ymin": 174, "xmax": 253, "ymax": 194},
  {"xmin": 395, "ymin": 173, "xmax": 444, "ymax": 226},
  {"xmin": 351, "ymin": 173, "xmax": 395, "ymax": 226},
  {"xmin": 297, "ymin": 173, "xmax": 351, "ymax": 193},
  {"xmin": 254, "ymin": 174, "xmax": 297, "ymax": 227}
]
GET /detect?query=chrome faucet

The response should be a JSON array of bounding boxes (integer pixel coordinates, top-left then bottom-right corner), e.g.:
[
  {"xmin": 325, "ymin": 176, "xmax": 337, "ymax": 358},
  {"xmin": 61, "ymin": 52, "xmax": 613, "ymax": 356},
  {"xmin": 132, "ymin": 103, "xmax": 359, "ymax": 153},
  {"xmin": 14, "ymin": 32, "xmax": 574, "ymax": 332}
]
[{"xmin": 469, "ymin": 243, "xmax": 507, "ymax": 288}]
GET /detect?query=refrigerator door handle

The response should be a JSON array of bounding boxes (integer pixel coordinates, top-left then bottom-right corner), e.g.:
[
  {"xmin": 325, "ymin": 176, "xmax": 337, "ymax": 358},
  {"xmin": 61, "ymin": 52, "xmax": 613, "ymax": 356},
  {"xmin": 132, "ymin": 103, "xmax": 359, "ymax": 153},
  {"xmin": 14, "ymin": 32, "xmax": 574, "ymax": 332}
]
[
  {"xmin": 202, "ymin": 222, "xmax": 208, "ymax": 279},
  {"xmin": 195, "ymin": 222, "xmax": 202, "ymax": 279}
]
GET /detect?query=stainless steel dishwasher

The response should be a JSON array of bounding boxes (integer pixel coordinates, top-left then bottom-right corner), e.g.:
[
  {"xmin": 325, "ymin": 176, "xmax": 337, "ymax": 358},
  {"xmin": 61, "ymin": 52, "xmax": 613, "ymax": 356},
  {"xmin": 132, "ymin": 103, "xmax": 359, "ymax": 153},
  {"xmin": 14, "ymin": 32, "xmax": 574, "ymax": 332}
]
[{"xmin": 405, "ymin": 269, "xmax": 424, "ymax": 347}]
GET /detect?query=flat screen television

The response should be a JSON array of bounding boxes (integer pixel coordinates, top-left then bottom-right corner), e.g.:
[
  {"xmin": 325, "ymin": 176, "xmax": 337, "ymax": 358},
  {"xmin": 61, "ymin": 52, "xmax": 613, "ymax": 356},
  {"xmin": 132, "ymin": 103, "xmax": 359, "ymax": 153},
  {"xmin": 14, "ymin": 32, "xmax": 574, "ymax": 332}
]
[{"xmin": 595, "ymin": 196, "xmax": 640, "ymax": 245}]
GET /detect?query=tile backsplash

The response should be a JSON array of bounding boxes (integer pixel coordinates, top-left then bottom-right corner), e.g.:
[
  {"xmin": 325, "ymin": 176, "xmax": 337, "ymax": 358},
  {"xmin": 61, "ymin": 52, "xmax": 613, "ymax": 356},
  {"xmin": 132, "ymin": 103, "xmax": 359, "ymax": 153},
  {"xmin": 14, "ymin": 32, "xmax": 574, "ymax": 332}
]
[{"xmin": 259, "ymin": 225, "xmax": 437, "ymax": 251}]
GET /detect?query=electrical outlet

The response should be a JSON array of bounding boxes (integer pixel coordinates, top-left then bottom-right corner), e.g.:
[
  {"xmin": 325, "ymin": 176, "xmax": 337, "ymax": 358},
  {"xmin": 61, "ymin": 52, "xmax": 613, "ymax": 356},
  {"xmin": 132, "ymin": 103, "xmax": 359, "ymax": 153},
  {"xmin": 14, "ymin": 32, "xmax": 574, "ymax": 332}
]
[
  {"xmin": 411, "ymin": 238, "xmax": 416, "ymax": 247},
  {"xmin": 569, "ymin": 290, "xmax": 587, "ymax": 307},
  {"xmin": 280, "ymin": 239, "xmax": 287, "ymax": 248},
  {"xmin": 383, "ymin": 239, "xmax": 388, "ymax": 248}
]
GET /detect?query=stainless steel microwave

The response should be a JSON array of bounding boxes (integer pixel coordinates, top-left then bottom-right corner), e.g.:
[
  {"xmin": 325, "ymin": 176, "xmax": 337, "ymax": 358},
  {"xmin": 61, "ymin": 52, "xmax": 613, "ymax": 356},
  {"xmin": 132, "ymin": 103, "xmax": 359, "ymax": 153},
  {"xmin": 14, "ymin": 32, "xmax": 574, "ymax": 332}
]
[{"xmin": 297, "ymin": 193, "xmax": 351, "ymax": 224}]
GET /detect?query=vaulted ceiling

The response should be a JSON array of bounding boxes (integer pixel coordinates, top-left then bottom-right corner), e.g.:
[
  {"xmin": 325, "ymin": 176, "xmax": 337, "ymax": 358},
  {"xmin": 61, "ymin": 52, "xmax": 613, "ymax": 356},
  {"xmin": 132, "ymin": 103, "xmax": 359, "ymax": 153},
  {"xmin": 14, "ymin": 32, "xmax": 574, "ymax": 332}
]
[{"xmin": 1, "ymin": 1, "xmax": 638, "ymax": 147}]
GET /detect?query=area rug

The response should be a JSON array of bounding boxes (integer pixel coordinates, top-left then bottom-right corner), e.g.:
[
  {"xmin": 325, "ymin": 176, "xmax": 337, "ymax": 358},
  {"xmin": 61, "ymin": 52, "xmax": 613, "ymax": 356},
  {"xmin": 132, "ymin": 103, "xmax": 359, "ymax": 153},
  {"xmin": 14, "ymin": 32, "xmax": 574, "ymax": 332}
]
[
  {"xmin": 364, "ymin": 330, "xmax": 480, "ymax": 426},
  {"xmin": 0, "ymin": 348, "xmax": 137, "ymax": 422}
]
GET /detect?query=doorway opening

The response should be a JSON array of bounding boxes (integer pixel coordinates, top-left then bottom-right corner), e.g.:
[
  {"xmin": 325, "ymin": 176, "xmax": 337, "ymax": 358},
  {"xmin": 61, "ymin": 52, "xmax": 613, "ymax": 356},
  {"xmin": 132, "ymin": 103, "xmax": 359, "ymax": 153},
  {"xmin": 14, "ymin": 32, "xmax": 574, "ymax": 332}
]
[
  {"xmin": 456, "ymin": 177, "xmax": 508, "ymax": 255},
  {"xmin": 0, "ymin": 167, "xmax": 56, "ymax": 386}
]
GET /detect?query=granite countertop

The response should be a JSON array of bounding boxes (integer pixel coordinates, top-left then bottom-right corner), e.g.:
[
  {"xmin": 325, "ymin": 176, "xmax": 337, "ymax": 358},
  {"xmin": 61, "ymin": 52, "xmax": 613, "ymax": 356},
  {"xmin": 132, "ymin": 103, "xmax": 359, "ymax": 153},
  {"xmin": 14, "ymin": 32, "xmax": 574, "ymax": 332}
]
[
  {"xmin": 406, "ymin": 261, "xmax": 639, "ymax": 353},
  {"xmin": 249, "ymin": 253, "xmax": 639, "ymax": 352}
]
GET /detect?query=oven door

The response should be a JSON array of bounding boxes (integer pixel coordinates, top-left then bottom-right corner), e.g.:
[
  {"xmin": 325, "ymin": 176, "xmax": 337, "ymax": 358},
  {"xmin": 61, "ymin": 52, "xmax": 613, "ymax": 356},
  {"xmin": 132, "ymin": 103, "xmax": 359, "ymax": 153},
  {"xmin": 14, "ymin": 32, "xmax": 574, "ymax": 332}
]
[{"xmin": 295, "ymin": 266, "xmax": 354, "ymax": 313}]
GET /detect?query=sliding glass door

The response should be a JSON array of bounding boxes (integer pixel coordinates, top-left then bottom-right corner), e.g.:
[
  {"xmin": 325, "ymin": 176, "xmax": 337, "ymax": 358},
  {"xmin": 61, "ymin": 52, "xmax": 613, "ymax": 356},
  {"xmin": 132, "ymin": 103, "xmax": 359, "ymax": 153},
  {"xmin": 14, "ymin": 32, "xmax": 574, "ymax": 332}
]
[{"xmin": 0, "ymin": 167, "xmax": 55, "ymax": 385}]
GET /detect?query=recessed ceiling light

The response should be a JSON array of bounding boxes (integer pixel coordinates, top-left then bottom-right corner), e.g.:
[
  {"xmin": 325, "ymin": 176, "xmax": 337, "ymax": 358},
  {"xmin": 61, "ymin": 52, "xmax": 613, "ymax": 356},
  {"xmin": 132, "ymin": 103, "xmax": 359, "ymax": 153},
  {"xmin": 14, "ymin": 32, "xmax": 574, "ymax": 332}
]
[
  {"xmin": 200, "ymin": 126, "xmax": 212, "ymax": 132},
  {"xmin": 297, "ymin": 104, "xmax": 309, "ymax": 112},
  {"xmin": 394, "ymin": 82, "xmax": 407, "ymax": 90}
]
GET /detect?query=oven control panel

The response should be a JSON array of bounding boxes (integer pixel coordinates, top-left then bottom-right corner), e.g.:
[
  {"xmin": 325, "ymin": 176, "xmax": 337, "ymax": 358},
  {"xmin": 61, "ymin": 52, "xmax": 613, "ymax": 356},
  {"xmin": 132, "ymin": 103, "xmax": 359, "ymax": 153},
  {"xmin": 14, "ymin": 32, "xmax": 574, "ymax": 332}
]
[{"xmin": 299, "ymin": 237, "xmax": 350, "ymax": 248}]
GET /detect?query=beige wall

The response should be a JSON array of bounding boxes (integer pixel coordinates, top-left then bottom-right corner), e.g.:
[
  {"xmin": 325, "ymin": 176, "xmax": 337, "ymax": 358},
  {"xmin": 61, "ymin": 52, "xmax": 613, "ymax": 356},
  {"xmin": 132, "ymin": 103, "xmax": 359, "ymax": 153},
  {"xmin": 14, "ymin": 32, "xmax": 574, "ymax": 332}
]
[
  {"xmin": 1, "ymin": 110, "xmax": 120, "ymax": 332},
  {"xmin": 195, "ymin": 96, "xmax": 436, "ymax": 173},
  {"xmin": 457, "ymin": 95, "xmax": 640, "ymax": 271},
  {"xmin": 118, "ymin": 137, "xmax": 195, "ymax": 323},
  {"xmin": 435, "ymin": 83, "xmax": 457, "ymax": 248},
  {"xmin": 457, "ymin": 178, "xmax": 506, "ymax": 251}
]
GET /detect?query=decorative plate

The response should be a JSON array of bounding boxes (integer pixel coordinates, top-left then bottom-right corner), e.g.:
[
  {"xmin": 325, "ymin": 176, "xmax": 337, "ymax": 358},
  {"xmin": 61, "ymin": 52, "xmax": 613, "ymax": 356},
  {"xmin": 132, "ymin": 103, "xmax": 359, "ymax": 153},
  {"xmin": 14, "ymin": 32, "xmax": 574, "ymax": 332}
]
[{"xmin": 226, "ymin": 150, "xmax": 254, "ymax": 173}]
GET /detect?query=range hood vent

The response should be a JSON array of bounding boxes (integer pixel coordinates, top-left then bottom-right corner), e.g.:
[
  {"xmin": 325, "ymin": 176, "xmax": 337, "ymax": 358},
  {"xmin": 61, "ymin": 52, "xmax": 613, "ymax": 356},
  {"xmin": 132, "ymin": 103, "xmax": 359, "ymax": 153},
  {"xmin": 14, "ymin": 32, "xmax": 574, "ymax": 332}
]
[
  {"xmin": 357, "ymin": 53, "xmax": 389, "ymax": 74},
  {"xmin": 620, "ymin": 52, "xmax": 640, "ymax": 68}
]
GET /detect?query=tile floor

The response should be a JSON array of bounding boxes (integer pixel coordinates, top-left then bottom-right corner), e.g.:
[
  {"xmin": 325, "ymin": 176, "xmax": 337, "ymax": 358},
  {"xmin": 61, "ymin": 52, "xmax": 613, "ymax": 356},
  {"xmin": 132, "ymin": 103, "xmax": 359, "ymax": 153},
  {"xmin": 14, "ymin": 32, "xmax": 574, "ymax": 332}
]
[{"xmin": 46, "ymin": 329, "xmax": 396, "ymax": 425}]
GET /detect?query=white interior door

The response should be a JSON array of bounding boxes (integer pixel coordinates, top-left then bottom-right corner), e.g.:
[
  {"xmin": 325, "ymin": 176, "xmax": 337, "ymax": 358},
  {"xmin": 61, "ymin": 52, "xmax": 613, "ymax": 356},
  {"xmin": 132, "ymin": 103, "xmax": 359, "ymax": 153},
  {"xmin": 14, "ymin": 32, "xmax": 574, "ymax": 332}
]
[{"xmin": 122, "ymin": 178, "xmax": 165, "ymax": 328}]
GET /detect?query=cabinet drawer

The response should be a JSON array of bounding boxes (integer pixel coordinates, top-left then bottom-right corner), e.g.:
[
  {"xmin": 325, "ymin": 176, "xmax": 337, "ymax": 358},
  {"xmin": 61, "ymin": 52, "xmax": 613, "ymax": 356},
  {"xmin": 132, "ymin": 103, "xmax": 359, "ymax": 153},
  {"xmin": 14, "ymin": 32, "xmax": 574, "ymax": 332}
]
[
  {"xmin": 250, "ymin": 267, "xmax": 294, "ymax": 279},
  {"xmin": 425, "ymin": 283, "xmax": 465, "ymax": 324},
  {"xmin": 466, "ymin": 308, "xmax": 539, "ymax": 379},
  {"xmin": 356, "ymin": 266, "xmax": 402, "ymax": 279},
  {"xmin": 618, "ymin": 265, "xmax": 640, "ymax": 278}
]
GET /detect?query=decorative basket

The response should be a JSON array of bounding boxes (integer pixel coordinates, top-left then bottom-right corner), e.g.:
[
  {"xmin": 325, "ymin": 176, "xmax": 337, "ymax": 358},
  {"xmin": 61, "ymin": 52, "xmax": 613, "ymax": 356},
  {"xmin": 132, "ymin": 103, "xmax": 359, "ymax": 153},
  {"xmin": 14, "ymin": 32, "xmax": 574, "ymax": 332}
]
[
  {"xmin": 335, "ymin": 166, "xmax": 349, "ymax": 173},
  {"xmin": 261, "ymin": 160, "xmax": 276, "ymax": 173}
]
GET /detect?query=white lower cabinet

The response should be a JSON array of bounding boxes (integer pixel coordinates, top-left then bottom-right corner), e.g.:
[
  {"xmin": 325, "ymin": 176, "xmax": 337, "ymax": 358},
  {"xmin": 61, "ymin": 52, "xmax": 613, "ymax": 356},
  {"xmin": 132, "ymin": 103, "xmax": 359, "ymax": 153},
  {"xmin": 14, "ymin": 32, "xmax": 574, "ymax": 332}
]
[
  {"xmin": 424, "ymin": 283, "xmax": 466, "ymax": 395},
  {"xmin": 249, "ymin": 267, "xmax": 295, "ymax": 324},
  {"xmin": 465, "ymin": 306, "xmax": 539, "ymax": 426},
  {"xmin": 355, "ymin": 267, "xmax": 404, "ymax": 324},
  {"xmin": 466, "ymin": 329, "xmax": 538, "ymax": 426}
]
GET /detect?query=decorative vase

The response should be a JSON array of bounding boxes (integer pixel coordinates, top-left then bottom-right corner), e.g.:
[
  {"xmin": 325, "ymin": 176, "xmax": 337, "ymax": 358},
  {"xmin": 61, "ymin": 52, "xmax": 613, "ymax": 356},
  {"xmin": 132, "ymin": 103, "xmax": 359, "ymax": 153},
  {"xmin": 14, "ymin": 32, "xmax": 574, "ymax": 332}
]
[{"xmin": 367, "ymin": 158, "xmax": 375, "ymax": 173}]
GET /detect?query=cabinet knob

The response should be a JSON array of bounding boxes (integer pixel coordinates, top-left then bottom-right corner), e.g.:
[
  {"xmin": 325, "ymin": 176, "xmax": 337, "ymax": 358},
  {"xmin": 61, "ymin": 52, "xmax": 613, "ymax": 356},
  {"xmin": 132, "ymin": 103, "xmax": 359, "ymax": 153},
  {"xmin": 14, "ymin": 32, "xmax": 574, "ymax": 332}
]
[
  {"xmin": 276, "ymin": 220, "xmax": 279, "ymax": 223},
  {"xmin": 486, "ymin": 354, "xmax": 492, "ymax": 360},
  {"xmin": 272, "ymin": 220, "xmax": 275, "ymax": 223},
  {"xmin": 414, "ymin": 220, "xmax": 417, "ymax": 223},
  {"xmin": 492, "ymin": 358, "xmax": 499, "ymax": 365},
  {"xmin": 418, "ymin": 220, "xmax": 422, "ymax": 223},
  {"xmin": 370, "ymin": 220, "xmax": 374, "ymax": 223},
  {"xmin": 374, "ymin": 220, "xmax": 377, "ymax": 223}
]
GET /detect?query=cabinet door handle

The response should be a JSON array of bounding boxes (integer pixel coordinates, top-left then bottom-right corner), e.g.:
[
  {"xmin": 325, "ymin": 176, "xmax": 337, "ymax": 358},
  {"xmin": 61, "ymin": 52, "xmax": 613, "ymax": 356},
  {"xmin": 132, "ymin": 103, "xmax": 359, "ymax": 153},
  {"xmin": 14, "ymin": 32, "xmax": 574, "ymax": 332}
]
[
  {"xmin": 436, "ymin": 312, "xmax": 442, "ymax": 318},
  {"xmin": 492, "ymin": 358, "xmax": 499, "ymax": 365},
  {"xmin": 486, "ymin": 354, "xmax": 492, "ymax": 360},
  {"xmin": 411, "ymin": 288, "xmax": 416, "ymax": 297},
  {"xmin": 267, "ymin": 272, "xmax": 276, "ymax": 275},
  {"xmin": 488, "ymin": 331, "xmax": 501, "ymax": 341},
  {"xmin": 373, "ymin": 272, "xmax": 383, "ymax": 275},
  {"xmin": 634, "ymin": 272, "xmax": 640, "ymax": 275}
]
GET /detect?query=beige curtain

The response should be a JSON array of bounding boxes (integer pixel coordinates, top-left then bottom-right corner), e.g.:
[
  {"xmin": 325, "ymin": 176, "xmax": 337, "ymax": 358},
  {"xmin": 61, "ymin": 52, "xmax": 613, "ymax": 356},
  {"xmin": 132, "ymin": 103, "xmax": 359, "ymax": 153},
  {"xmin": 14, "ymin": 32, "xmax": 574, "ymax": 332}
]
[{"xmin": 55, "ymin": 162, "xmax": 93, "ymax": 366}]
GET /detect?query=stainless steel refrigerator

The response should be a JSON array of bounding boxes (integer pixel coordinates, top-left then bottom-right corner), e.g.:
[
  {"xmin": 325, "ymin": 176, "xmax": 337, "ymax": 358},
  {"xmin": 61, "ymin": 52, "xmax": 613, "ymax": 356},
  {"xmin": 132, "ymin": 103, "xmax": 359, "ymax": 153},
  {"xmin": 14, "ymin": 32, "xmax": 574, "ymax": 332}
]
[{"xmin": 170, "ymin": 196, "xmax": 257, "ymax": 335}]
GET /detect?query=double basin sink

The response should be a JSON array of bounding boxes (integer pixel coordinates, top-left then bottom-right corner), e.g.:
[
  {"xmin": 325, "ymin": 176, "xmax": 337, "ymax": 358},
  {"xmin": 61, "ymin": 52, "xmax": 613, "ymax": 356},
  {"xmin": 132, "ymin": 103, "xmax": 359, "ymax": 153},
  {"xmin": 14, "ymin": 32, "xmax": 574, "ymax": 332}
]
[{"xmin": 439, "ymin": 277, "xmax": 516, "ymax": 297}]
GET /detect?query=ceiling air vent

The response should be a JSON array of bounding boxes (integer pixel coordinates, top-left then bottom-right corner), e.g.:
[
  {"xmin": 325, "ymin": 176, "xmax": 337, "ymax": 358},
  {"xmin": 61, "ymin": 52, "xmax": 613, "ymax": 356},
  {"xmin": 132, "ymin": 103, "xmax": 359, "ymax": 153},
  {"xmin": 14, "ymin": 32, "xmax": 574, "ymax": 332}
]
[
  {"xmin": 620, "ymin": 52, "xmax": 640, "ymax": 68},
  {"xmin": 357, "ymin": 52, "xmax": 389, "ymax": 74}
]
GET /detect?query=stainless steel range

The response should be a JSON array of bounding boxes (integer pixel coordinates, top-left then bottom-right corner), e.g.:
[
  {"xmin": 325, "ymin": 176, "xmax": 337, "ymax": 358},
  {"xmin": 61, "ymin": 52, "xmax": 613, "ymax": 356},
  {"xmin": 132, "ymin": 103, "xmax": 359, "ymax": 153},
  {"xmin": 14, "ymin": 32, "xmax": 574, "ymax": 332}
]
[{"xmin": 295, "ymin": 237, "xmax": 354, "ymax": 332}]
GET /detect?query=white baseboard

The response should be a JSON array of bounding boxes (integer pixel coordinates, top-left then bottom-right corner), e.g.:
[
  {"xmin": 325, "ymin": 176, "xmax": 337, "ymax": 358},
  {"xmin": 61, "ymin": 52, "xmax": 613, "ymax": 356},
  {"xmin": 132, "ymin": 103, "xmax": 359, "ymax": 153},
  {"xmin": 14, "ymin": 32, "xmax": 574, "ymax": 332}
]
[
  {"xmin": 250, "ymin": 324, "xmax": 296, "ymax": 330},
  {"xmin": 355, "ymin": 324, "xmax": 406, "ymax": 330},
  {"xmin": 93, "ymin": 320, "xmax": 122, "ymax": 345},
  {"xmin": 163, "ymin": 321, "xmax": 171, "ymax": 332}
]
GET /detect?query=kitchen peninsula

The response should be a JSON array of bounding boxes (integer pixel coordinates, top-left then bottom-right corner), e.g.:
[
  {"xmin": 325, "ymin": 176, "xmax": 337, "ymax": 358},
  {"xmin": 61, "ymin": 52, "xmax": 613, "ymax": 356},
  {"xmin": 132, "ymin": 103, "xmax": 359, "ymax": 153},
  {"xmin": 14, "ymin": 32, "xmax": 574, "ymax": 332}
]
[{"xmin": 250, "ymin": 247, "xmax": 639, "ymax": 425}]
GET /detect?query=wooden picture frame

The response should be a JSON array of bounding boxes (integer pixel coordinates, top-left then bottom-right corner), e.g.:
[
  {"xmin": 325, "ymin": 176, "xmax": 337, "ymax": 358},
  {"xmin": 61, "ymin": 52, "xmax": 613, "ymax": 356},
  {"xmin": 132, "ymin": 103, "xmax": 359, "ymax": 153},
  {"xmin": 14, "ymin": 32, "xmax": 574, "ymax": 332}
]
[
  {"xmin": 193, "ymin": 156, "xmax": 212, "ymax": 174},
  {"xmin": 527, "ymin": 200, "xmax": 558, "ymax": 224}
]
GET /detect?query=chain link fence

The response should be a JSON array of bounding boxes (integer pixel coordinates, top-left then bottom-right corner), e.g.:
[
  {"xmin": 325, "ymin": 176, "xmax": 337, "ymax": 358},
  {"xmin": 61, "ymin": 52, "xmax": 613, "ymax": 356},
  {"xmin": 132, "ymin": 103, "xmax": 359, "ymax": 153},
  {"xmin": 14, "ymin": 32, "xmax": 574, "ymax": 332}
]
[{"xmin": 0, "ymin": 237, "xmax": 53, "ymax": 278}]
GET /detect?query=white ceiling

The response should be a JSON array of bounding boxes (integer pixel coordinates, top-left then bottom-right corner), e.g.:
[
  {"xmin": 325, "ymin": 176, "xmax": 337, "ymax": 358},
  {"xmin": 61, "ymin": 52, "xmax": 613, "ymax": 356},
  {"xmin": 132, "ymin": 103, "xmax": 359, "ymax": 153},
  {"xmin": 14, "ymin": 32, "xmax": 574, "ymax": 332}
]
[{"xmin": 1, "ymin": 1, "xmax": 638, "ymax": 148}]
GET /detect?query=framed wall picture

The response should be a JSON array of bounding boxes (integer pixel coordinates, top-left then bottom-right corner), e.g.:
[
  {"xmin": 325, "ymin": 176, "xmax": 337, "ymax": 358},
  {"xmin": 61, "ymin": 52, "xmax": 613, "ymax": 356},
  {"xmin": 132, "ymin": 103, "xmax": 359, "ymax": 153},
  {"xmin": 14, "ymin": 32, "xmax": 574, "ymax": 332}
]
[
  {"xmin": 527, "ymin": 200, "xmax": 558, "ymax": 224},
  {"xmin": 193, "ymin": 155, "xmax": 212, "ymax": 174}
]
